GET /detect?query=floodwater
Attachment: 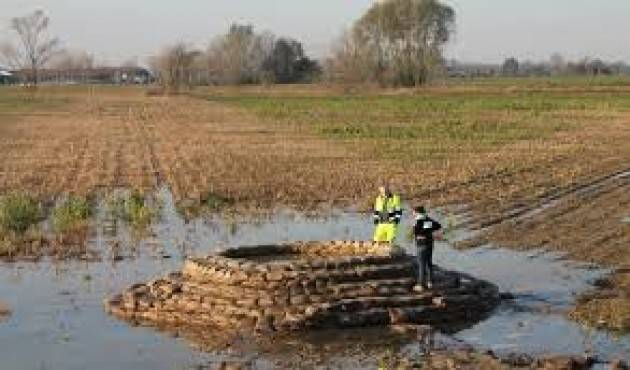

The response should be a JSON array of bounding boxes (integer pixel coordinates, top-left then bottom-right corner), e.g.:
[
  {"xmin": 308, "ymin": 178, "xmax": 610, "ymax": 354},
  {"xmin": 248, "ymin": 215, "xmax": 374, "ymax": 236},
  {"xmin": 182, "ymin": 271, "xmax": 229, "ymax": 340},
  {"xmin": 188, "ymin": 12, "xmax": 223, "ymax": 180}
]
[{"xmin": 0, "ymin": 188, "xmax": 628, "ymax": 370}]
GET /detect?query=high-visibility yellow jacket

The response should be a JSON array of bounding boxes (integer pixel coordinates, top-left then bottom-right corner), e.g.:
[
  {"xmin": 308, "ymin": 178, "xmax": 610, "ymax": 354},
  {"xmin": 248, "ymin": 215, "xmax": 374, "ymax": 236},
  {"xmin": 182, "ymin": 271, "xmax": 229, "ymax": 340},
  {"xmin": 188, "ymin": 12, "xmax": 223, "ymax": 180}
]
[{"xmin": 373, "ymin": 194, "xmax": 402, "ymax": 224}]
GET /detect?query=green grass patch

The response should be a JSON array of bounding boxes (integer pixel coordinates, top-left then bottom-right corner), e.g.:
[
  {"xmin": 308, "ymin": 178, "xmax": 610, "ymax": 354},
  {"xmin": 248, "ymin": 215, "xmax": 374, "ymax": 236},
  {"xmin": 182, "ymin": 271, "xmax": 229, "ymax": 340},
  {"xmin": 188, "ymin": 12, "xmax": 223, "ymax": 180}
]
[
  {"xmin": 451, "ymin": 75, "xmax": 630, "ymax": 87},
  {"xmin": 210, "ymin": 93, "xmax": 629, "ymax": 122},
  {"xmin": 0, "ymin": 194, "xmax": 42, "ymax": 235},
  {"xmin": 52, "ymin": 196, "xmax": 92, "ymax": 234},
  {"xmin": 207, "ymin": 93, "xmax": 610, "ymax": 152},
  {"xmin": 108, "ymin": 191, "xmax": 160, "ymax": 228},
  {"xmin": 0, "ymin": 88, "xmax": 70, "ymax": 113}
]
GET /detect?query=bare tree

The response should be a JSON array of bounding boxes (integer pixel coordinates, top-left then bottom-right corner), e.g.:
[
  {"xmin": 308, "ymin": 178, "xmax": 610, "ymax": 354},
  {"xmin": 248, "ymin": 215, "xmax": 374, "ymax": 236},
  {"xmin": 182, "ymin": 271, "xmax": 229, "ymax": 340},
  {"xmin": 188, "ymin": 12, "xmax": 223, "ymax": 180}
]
[
  {"xmin": 0, "ymin": 43, "xmax": 20, "ymax": 69},
  {"xmin": 327, "ymin": 31, "xmax": 373, "ymax": 85},
  {"xmin": 1, "ymin": 10, "xmax": 61, "ymax": 84},
  {"xmin": 331, "ymin": 0, "xmax": 455, "ymax": 87},
  {"xmin": 149, "ymin": 42, "xmax": 201, "ymax": 92},
  {"xmin": 207, "ymin": 24, "xmax": 275, "ymax": 85}
]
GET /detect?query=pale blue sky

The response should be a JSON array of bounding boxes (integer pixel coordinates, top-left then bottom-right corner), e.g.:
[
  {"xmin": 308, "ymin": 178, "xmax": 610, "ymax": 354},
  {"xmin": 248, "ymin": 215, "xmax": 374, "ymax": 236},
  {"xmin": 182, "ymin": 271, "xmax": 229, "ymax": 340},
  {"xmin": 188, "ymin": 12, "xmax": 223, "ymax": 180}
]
[{"xmin": 1, "ymin": 0, "xmax": 629, "ymax": 65}]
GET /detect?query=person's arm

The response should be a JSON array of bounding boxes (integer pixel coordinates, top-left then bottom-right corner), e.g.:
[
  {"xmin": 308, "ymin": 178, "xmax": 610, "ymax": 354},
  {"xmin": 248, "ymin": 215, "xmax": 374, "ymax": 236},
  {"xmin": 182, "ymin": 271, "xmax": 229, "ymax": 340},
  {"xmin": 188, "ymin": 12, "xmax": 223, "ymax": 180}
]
[
  {"xmin": 432, "ymin": 219, "xmax": 444, "ymax": 240},
  {"xmin": 373, "ymin": 198, "xmax": 380, "ymax": 225},
  {"xmin": 390, "ymin": 195, "xmax": 402, "ymax": 224}
]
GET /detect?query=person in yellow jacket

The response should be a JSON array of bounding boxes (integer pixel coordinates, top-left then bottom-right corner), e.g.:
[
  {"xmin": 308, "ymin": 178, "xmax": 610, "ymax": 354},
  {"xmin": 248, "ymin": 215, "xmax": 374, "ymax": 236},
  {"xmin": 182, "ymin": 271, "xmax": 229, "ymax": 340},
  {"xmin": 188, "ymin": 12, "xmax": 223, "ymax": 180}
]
[{"xmin": 373, "ymin": 186, "xmax": 402, "ymax": 243}]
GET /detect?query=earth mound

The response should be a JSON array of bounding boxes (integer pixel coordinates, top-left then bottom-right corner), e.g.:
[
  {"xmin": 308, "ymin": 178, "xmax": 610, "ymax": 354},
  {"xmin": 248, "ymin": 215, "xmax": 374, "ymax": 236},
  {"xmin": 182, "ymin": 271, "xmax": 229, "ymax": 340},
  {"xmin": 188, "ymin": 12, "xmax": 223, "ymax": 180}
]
[{"xmin": 105, "ymin": 241, "xmax": 500, "ymax": 333}]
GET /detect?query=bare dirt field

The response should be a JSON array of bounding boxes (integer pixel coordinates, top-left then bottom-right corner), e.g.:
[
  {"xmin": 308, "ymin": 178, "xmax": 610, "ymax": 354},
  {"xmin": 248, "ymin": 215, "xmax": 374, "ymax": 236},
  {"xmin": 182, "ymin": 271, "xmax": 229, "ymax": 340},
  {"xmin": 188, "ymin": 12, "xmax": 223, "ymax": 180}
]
[{"xmin": 1, "ymin": 80, "xmax": 629, "ymax": 332}]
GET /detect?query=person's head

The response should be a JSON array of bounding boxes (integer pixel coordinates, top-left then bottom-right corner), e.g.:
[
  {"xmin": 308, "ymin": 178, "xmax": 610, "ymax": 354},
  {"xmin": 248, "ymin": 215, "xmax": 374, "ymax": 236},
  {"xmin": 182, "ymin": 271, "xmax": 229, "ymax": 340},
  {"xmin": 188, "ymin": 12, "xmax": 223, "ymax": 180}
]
[
  {"xmin": 413, "ymin": 206, "xmax": 427, "ymax": 217},
  {"xmin": 378, "ymin": 185, "xmax": 389, "ymax": 197}
]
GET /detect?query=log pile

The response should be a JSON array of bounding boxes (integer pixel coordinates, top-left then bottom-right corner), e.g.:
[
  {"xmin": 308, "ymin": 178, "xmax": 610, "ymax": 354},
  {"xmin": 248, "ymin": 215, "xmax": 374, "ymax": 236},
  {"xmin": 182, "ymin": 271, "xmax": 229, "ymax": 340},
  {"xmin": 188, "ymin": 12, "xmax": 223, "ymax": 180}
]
[{"xmin": 105, "ymin": 241, "xmax": 500, "ymax": 333}]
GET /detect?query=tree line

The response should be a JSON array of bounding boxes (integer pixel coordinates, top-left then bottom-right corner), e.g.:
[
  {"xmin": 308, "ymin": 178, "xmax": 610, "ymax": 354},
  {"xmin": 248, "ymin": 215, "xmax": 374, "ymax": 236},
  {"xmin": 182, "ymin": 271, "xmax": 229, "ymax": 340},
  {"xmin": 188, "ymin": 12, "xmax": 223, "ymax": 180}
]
[
  {"xmin": 149, "ymin": 24, "xmax": 322, "ymax": 91},
  {"xmin": 500, "ymin": 55, "xmax": 630, "ymax": 77},
  {"xmin": 2, "ymin": 0, "xmax": 629, "ymax": 88},
  {"xmin": 1, "ymin": 0, "xmax": 459, "ymax": 88}
]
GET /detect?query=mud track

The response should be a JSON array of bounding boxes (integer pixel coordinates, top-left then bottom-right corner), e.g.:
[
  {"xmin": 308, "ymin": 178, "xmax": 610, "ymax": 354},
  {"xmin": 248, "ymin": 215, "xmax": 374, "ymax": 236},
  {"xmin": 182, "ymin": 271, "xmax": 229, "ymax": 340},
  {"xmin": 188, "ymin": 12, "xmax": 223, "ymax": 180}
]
[
  {"xmin": 463, "ymin": 166, "xmax": 630, "ymax": 230},
  {"xmin": 460, "ymin": 165, "xmax": 630, "ymax": 332}
]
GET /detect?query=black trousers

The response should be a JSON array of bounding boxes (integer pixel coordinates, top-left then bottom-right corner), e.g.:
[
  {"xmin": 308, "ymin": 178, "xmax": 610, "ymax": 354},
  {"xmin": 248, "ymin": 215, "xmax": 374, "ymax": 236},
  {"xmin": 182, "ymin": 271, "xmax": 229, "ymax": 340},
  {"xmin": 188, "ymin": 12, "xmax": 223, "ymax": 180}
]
[{"xmin": 416, "ymin": 242, "xmax": 434, "ymax": 287}]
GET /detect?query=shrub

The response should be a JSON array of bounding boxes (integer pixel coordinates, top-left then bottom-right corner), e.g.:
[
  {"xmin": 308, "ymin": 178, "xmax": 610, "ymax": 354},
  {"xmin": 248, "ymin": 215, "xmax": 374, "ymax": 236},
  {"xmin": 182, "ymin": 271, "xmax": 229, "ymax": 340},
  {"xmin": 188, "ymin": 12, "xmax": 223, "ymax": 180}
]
[
  {"xmin": 0, "ymin": 194, "xmax": 41, "ymax": 235},
  {"xmin": 125, "ymin": 192, "xmax": 156, "ymax": 226},
  {"xmin": 109, "ymin": 191, "xmax": 159, "ymax": 228},
  {"xmin": 52, "ymin": 196, "xmax": 91, "ymax": 234}
]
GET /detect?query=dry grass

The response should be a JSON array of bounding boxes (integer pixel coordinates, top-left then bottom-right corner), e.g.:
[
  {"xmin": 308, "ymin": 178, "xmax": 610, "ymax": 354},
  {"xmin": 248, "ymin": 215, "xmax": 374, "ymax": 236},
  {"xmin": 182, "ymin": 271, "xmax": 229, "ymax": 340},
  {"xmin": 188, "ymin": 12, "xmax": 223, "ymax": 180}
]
[
  {"xmin": 201, "ymin": 85, "xmax": 630, "ymax": 214},
  {"xmin": 1, "ymin": 83, "xmax": 629, "ymax": 211},
  {"xmin": 484, "ymin": 173, "xmax": 630, "ymax": 332}
]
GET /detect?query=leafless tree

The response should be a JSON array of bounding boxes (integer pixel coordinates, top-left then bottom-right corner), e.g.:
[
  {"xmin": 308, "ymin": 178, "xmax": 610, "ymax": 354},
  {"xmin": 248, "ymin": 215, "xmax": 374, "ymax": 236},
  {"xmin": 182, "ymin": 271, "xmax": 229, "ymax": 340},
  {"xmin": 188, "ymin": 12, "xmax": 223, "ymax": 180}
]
[
  {"xmin": 150, "ymin": 24, "xmax": 318, "ymax": 87},
  {"xmin": 207, "ymin": 24, "xmax": 275, "ymax": 85},
  {"xmin": 1, "ymin": 10, "xmax": 61, "ymax": 84},
  {"xmin": 149, "ymin": 42, "xmax": 201, "ymax": 92},
  {"xmin": 330, "ymin": 0, "xmax": 455, "ymax": 87},
  {"xmin": 327, "ymin": 31, "xmax": 373, "ymax": 85}
]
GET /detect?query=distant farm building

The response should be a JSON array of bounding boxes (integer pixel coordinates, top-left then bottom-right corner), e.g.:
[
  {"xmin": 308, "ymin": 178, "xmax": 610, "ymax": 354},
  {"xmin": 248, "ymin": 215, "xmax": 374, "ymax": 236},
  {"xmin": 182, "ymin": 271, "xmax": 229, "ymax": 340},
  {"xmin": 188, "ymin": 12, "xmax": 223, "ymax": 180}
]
[
  {"xmin": 0, "ymin": 69, "xmax": 14, "ymax": 85},
  {"xmin": 446, "ymin": 63, "xmax": 499, "ymax": 78},
  {"xmin": 10, "ymin": 67, "xmax": 153, "ymax": 85}
]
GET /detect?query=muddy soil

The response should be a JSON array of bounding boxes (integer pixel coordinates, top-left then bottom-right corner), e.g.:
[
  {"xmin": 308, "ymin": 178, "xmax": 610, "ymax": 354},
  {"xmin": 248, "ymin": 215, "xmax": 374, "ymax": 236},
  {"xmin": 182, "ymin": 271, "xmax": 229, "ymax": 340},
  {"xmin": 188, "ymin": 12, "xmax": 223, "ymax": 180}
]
[
  {"xmin": 0, "ymin": 300, "xmax": 9, "ymax": 319},
  {"xmin": 0, "ymin": 233, "xmax": 97, "ymax": 262},
  {"xmin": 2, "ymin": 87, "xmax": 629, "ymax": 213},
  {"xmin": 382, "ymin": 349, "xmax": 605, "ymax": 370},
  {"xmin": 464, "ymin": 167, "xmax": 630, "ymax": 332}
]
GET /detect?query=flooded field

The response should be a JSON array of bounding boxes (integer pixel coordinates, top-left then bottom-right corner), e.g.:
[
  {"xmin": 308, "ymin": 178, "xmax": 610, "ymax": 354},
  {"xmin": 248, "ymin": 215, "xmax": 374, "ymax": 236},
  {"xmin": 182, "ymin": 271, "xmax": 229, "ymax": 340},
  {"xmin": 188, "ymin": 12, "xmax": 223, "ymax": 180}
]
[
  {"xmin": 2, "ymin": 83, "xmax": 630, "ymax": 337},
  {"xmin": 0, "ymin": 189, "xmax": 628, "ymax": 370}
]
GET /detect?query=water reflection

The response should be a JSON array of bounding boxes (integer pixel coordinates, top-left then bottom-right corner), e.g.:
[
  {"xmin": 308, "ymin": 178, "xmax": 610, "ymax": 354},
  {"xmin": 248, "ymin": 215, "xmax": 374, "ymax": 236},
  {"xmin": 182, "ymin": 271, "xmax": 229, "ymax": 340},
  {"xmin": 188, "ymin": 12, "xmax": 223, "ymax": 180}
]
[{"xmin": 0, "ymin": 187, "xmax": 628, "ymax": 370}]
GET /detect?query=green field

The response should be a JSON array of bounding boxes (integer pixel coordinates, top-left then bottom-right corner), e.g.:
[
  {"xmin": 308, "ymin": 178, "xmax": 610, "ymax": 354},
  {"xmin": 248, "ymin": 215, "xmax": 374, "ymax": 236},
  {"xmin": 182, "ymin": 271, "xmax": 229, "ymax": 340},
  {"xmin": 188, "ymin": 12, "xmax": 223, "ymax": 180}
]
[{"xmin": 205, "ymin": 85, "xmax": 628, "ymax": 161}]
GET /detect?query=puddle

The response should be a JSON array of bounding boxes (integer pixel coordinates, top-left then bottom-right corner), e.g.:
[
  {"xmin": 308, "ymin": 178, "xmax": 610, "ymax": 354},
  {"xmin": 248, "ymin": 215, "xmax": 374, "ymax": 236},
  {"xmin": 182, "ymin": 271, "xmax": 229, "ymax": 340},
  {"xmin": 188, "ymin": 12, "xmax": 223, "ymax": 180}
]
[
  {"xmin": 436, "ymin": 247, "xmax": 626, "ymax": 358},
  {"xmin": 0, "ymin": 188, "xmax": 628, "ymax": 369}
]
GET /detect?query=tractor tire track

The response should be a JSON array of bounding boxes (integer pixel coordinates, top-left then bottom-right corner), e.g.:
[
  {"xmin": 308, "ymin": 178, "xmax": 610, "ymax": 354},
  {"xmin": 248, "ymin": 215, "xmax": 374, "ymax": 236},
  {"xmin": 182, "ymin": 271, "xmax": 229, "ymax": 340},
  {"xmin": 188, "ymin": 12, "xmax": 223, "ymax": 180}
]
[{"xmin": 465, "ymin": 166, "xmax": 630, "ymax": 231}]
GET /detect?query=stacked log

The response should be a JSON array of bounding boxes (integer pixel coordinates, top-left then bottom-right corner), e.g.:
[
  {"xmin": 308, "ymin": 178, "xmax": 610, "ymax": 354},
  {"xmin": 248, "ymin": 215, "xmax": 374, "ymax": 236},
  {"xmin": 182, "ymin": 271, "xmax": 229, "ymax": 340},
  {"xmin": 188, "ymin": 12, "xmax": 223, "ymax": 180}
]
[{"xmin": 105, "ymin": 241, "xmax": 500, "ymax": 333}]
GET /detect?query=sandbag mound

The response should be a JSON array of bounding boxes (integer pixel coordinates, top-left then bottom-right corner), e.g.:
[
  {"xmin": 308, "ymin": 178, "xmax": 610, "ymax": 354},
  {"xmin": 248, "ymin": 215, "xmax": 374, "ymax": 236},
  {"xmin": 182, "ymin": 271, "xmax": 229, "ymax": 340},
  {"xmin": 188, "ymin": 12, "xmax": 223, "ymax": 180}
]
[{"xmin": 105, "ymin": 241, "xmax": 500, "ymax": 333}]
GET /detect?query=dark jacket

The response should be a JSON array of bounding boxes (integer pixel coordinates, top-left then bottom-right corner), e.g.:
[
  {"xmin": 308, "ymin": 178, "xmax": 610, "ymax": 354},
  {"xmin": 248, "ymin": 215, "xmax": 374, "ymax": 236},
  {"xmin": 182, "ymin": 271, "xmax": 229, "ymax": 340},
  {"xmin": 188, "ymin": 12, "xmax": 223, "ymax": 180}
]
[{"xmin": 413, "ymin": 215, "xmax": 442, "ymax": 246}]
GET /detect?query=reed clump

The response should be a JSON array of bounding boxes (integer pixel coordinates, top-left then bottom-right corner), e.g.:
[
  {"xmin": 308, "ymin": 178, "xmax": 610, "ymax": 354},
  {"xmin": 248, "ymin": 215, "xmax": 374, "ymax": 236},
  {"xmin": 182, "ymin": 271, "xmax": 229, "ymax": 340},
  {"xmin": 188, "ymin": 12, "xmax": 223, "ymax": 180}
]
[{"xmin": 52, "ymin": 196, "xmax": 92, "ymax": 234}]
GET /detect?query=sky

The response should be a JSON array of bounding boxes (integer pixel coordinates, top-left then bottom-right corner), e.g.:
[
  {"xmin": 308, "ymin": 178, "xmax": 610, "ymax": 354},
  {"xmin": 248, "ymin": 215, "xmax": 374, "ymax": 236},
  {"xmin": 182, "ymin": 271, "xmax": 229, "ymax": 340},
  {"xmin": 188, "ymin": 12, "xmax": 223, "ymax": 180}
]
[{"xmin": 1, "ymin": 0, "xmax": 629, "ymax": 66}]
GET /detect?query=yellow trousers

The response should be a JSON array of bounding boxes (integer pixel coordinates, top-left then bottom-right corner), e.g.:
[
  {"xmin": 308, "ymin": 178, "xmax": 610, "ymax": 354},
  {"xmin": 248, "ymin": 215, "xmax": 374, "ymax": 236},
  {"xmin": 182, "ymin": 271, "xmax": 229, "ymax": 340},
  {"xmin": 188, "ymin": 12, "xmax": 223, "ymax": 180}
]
[{"xmin": 373, "ymin": 223, "xmax": 398, "ymax": 243}]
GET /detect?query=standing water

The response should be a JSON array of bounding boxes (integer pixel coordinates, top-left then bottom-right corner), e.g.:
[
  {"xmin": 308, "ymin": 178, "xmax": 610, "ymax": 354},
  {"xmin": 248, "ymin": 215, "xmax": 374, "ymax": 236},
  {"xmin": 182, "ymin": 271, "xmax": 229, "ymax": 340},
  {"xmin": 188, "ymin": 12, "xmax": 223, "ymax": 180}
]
[{"xmin": 0, "ymin": 188, "xmax": 628, "ymax": 369}]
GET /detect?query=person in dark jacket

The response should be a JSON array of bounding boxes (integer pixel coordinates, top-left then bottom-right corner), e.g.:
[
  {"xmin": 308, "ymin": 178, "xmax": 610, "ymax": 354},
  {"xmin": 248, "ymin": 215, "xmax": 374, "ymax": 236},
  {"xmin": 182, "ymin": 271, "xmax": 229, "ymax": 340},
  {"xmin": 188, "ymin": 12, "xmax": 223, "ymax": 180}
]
[{"xmin": 412, "ymin": 206, "xmax": 442, "ymax": 292}]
